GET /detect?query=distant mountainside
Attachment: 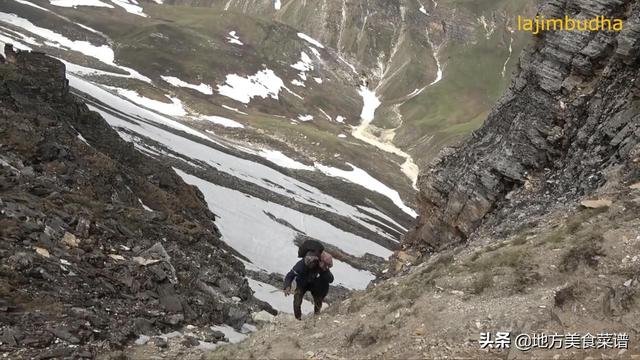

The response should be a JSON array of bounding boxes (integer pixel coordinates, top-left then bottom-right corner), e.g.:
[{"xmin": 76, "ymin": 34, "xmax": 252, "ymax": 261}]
[{"xmin": 0, "ymin": 0, "xmax": 535, "ymax": 202}]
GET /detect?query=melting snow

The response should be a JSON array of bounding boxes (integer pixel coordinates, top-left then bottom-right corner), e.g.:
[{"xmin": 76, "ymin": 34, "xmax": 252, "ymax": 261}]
[
  {"xmin": 226, "ymin": 31, "xmax": 243, "ymax": 46},
  {"xmin": 319, "ymin": 108, "xmax": 332, "ymax": 121},
  {"xmin": 221, "ymin": 104, "xmax": 248, "ymax": 115},
  {"xmin": 308, "ymin": 47, "xmax": 321, "ymax": 58},
  {"xmin": 426, "ymin": 30, "xmax": 443, "ymax": 86},
  {"xmin": 77, "ymin": 133, "xmax": 90, "ymax": 145},
  {"xmin": 217, "ymin": 69, "xmax": 284, "ymax": 104},
  {"xmin": 258, "ymin": 150, "xmax": 314, "ymax": 171},
  {"xmin": 357, "ymin": 205, "xmax": 408, "ymax": 232},
  {"xmin": 49, "ymin": 0, "xmax": 113, "ymax": 7},
  {"xmin": 107, "ymin": 87, "xmax": 187, "ymax": 116},
  {"xmin": 297, "ymin": 33, "xmax": 324, "ymax": 48},
  {"xmin": 210, "ymin": 325, "xmax": 247, "ymax": 344},
  {"xmin": 175, "ymin": 170, "xmax": 380, "ymax": 289},
  {"xmin": 138, "ymin": 198, "xmax": 153, "ymax": 211},
  {"xmin": 291, "ymin": 52, "xmax": 313, "ymax": 72},
  {"xmin": 357, "ymin": 86, "xmax": 381, "ymax": 122},
  {"xmin": 255, "ymin": 150, "xmax": 416, "ymax": 218},
  {"xmin": 247, "ymin": 278, "xmax": 314, "ymax": 314},
  {"xmin": 161, "ymin": 75, "xmax": 213, "ymax": 95},
  {"xmin": 315, "ymin": 163, "xmax": 417, "ymax": 217},
  {"xmin": 338, "ymin": 55, "xmax": 357, "ymax": 74},
  {"xmin": 291, "ymin": 51, "xmax": 313, "ymax": 84},
  {"xmin": 13, "ymin": 0, "xmax": 52, "ymax": 12},
  {"xmin": 0, "ymin": 12, "xmax": 149, "ymax": 82},
  {"xmin": 198, "ymin": 115, "xmax": 244, "ymax": 129},
  {"xmin": 0, "ymin": 12, "xmax": 114, "ymax": 63},
  {"xmin": 110, "ymin": 0, "xmax": 147, "ymax": 17}
]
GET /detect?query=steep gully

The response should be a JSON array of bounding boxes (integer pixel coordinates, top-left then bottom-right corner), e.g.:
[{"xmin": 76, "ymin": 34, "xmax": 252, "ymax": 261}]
[{"xmin": 352, "ymin": 19, "xmax": 444, "ymax": 189}]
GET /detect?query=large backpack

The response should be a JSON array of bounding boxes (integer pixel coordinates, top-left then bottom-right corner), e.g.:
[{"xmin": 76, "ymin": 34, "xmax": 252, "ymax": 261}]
[{"xmin": 298, "ymin": 239, "xmax": 324, "ymax": 258}]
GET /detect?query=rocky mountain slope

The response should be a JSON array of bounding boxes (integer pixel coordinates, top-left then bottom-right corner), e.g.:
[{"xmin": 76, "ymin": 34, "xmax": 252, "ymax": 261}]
[
  {"xmin": 406, "ymin": 0, "xmax": 640, "ymax": 253},
  {"xmin": 212, "ymin": 190, "xmax": 640, "ymax": 359},
  {"xmin": 0, "ymin": 50, "xmax": 280, "ymax": 358}
]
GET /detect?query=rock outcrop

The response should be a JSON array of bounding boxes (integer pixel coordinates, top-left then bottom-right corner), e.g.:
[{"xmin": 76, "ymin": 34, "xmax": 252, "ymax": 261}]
[
  {"xmin": 406, "ymin": 0, "xmax": 640, "ymax": 252},
  {"xmin": 0, "ymin": 51, "xmax": 269, "ymax": 357}
]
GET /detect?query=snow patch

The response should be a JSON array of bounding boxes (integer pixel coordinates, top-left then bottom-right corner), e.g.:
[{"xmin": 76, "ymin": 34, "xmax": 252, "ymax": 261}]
[
  {"xmin": 217, "ymin": 69, "xmax": 284, "ymax": 104},
  {"xmin": 221, "ymin": 104, "xmax": 248, "ymax": 115},
  {"xmin": 77, "ymin": 133, "xmax": 90, "ymax": 146},
  {"xmin": 297, "ymin": 32, "xmax": 324, "ymax": 48},
  {"xmin": 308, "ymin": 47, "xmax": 321, "ymax": 59},
  {"xmin": 291, "ymin": 79, "xmax": 305, "ymax": 87},
  {"xmin": 258, "ymin": 150, "xmax": 314, "ymax": 171},
  {"xmin": 319, "ymin": 108, "xmax": 332, "ymax": 121},
  {"xmin": 297, "ymin": 114, "xmax": 313, "ymax": 122},
  {"xmin": 313, "ymin": 77, "xmax": 322, "ymax": 84},
  {"xmin": 0, "ymin": 12, "xmax": 149, "ymax": 82},
  {"xmin": 357, "ymin": 86, "xmax": 381, "ymax": 122},
  {"xmin": 338, "ymin": 134, "xmax": 347, "ymax": 138},
  {"xmin": 226, "ymin": 31, "xmax": 243, "ymax": 46},
  {"xmin": 49, "ymin": 0, "xmax": 114, "ymax": 8},
  {"xmin": 418, "ymin": 2, "xmax": 427, "ymax": 14},
  {"xmin": 161, "ymin": 75, "xmax": 213, "ymax": 95},
  {"xmin": 291, "ymin": 52, "xmax": 313, "ymax": 72},
  {"xmin": 291, "ymin": 51, "xmax": 313, "ymax": 85},
  {"xmin": 110, "ymin": 0, "xmax": 147, "ymax": 17},
  {"xmin": 210, "ymin": 325, "xmax": 247, "ymax": 344},
  {"xmin": 69, "ymin": 76, "xmax": 208, "ymax": 141},
  {"xmin": 138, "ymin": 198, "xmax": 153, "ymax": 211},
  {"xmin": 0, "ymin": 12, "xmax": 114, "ymax": 63},
  {"xmin": 175, "ymin": 170, "xmax": 381, "ymax": 289},
  {"xmin": 198, "ymin": 115, "xmax": 244, "ymax": 129},
  {"xmin": 247, "ymin": 278, "xmax": 314, "ymax": 314},
  {"xmin": 315, "ymin": 163, "xmax": 417, "ymax": 217},
  {"xmin": 273, "ymin": 0, "xmax": 281, "ymax": 10},
  {"xmin": 107, "ymin": 88, "xmax": 187, "ymax": 117},
  {"xmin": 335, "ymin": 115, "xmax": 345, "ymax": 123}
]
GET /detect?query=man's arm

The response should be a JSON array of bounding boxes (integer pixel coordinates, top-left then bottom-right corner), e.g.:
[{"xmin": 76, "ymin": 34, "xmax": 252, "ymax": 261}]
[{"xmin": 283, "ymin": 260, "xmax": 305, "ymax": 289}]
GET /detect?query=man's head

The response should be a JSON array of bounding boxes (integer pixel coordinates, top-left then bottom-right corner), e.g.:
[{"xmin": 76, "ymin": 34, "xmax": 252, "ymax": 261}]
[
  {"xmin": 304, "ymin": 254, "xmax": 319, "ymax": 269},
  {"xmin": 319, "ymin": 251, "xmax": 333, "ymax": 271}
]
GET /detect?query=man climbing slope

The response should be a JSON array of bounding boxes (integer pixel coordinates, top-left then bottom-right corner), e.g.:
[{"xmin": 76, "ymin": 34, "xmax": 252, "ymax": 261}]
[{"xmin": 283, "ymin": 241, "xmax": 334, "ymax": 320}]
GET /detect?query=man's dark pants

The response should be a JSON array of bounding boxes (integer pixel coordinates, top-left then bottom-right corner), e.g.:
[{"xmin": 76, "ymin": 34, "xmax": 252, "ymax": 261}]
[{"xmin": 293, "ymin": 279, "xmax": 330, "ymax": 320}]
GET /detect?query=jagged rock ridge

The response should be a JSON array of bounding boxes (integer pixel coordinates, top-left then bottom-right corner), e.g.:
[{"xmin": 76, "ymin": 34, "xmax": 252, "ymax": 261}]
[{"xmin": 406, "ymin": 0, "xmax": 640, "ymax": 252}]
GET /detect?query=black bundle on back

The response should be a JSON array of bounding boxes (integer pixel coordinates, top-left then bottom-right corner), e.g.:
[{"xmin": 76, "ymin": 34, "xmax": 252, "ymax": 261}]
[{"xmin": 298, "ymin": 239, "xmax": 324, "ymax": 258}]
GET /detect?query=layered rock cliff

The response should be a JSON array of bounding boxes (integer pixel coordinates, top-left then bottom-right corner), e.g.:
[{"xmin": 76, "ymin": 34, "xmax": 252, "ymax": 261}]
[
  {"xmin": 0, "ymin": 51, "xmax": 271, "ymax": 358},
  {"xmin": 406, "ymin": 0, "xmax": 640, "ymax": 252}
]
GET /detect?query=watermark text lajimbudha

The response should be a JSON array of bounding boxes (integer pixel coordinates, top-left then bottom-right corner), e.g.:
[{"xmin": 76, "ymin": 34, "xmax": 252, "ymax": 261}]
[{"xmin": 517, "ymin": 15, "xmax": 624, "ymax": 34}]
